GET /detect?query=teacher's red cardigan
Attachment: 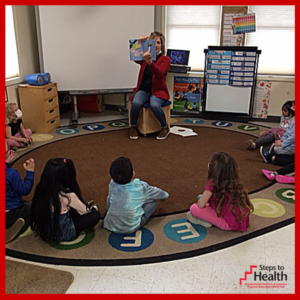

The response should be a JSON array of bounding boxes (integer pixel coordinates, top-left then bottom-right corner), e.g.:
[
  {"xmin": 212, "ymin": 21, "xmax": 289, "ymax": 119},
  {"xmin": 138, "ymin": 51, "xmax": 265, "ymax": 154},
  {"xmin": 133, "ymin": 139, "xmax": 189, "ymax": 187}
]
[{"xmin": 130, "ymin": 55, "xmax": 171, "ymax": 103}]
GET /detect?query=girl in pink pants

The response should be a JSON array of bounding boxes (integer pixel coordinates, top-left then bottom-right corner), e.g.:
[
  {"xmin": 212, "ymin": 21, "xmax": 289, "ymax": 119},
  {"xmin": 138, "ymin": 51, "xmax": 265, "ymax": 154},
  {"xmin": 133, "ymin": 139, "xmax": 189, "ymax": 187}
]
[
  {"xmin": 5, "ymin": 103, "xmax": 32, "ymax": 149},
  {"xmin": 187, "ymin": 152, "xmax": 254, "ymax": 232}
]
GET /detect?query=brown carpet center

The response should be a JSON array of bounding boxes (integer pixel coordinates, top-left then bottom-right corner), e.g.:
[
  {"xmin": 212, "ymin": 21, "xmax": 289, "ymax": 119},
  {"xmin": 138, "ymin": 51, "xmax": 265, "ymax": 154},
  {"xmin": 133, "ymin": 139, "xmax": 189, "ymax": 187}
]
[{"xmin": 12, "ymin": 126, "xmax": 273, "ymax": 216}]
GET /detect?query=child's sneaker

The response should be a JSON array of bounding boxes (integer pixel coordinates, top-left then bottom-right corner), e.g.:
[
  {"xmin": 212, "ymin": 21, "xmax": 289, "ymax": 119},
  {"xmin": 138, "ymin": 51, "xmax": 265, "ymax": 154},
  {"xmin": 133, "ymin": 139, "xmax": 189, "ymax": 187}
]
[
  {"xmin": 186, "ymin": 212, "xmax": 212, "ymax": 227},
  {"xmin": 260, "ymin": 146, "xmax": 271, "ymax": 163},
  {"xmin": 91, "ymin": 205, "xmax": 99, "ymax": 211},
  {"xmin": 87, "ymin": 200, "xmax": 94, "ymax": 208},
  {"xmin": 275, "ymin": 175, "xmax": 295, "ymax": 184},
  {"xmin": 6, "ymin": 218, "xmax": 25, "ymax": 243},
  {"xmin": 246, "ymin": 139, "xmax": 256, "ymax": 150},
  {"xmin": 268, "ymin": 143, "xmax": 275, "ymax": 155},
  {"xmin": 262, "ymin": 169, "xmax": 276, "ymax": 181}
]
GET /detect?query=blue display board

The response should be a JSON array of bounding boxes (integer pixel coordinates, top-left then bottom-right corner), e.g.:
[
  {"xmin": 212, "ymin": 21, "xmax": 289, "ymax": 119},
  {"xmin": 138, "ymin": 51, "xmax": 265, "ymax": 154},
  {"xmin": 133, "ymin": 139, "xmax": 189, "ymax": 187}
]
[{"xmin": 204, "ymin": 46, "xmax": 260, "ymax": 116}]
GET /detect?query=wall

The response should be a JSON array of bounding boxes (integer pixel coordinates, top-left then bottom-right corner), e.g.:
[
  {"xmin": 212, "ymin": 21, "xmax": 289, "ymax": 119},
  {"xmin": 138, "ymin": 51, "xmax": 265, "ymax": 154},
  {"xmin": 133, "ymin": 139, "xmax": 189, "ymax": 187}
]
[
  {"xmin": 6, "ymin": 5, "xmax": 295, "ymax": 118},
  {"xmin": 104, "ymin": 5, "xmax": 165, "ymax": 106}
]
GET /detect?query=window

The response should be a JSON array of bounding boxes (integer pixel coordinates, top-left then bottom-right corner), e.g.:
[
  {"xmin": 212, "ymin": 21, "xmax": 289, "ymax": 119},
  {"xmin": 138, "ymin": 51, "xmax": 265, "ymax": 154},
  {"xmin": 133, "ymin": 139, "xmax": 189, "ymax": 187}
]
[
  {"xmin": 165, "ymin": 5, "xmax": 295, "ymax": 75},
  {"xmin": 246, "ymin": 5, "xmax": 294, "ymax": 75},
  {"xmin": 6, "ymin": 5, "xmax": 20, "ymax": 80},
  {"xmin": 166, "ymin": 6, "xmax": 221, "ymax": 71}
]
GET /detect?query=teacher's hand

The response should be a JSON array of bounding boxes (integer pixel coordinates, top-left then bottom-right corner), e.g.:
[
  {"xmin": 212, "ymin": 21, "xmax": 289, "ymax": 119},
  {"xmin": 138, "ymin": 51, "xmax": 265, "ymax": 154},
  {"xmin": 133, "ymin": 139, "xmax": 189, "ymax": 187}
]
[
  {"xmin": 138, "ymin": 35, "xmax": 149, "ymax": 42},
  {"xmin": 143, "ymin": 47, "xmax": 152, "ymax": 65}
]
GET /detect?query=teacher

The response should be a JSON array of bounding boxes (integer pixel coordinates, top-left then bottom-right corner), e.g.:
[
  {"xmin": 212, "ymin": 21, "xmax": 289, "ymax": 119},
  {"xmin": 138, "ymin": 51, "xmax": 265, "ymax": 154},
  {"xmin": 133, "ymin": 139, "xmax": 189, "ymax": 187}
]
[{"xmin": 129, "ymin": 31, "xmax": 171, "ymax": 140}]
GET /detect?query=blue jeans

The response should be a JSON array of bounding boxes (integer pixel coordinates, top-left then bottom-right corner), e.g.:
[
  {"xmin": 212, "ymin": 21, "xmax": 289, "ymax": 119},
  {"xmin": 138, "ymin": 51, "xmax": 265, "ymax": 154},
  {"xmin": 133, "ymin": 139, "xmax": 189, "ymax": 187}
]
[
  {"xmin": 55, "ymin": 212, "xmax": 77, "ymax": 242},
  {"xmin": 140, "ymin": 201, "xmax": 158, "ymax": 227},
  {"xmin": 130, "ymin": 90, "xmax": 168, "ymax": 128}
]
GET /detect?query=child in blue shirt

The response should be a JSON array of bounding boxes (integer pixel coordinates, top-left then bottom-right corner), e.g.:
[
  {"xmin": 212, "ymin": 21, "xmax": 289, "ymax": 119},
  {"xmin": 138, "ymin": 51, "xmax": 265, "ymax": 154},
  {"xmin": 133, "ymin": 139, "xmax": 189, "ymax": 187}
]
[
  {"xmin": 104, "ymin": 157, "xmax": 169, "ymax": 234},
  {"xmin": 5, "ymin": 142, "xmax": 35, "ymax": 241},
  {"xmin": 260, "ymin": 101, "xmax": 295, "ymax": 163},
  {"xmin": 246, "ymin": 100, "xmax": 294, "ymax": 150}
]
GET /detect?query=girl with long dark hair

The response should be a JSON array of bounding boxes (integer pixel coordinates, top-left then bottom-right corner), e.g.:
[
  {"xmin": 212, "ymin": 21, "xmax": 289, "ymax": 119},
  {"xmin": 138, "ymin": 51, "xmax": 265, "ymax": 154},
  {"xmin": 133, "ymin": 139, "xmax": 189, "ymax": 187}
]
[{"xmin": 31, "ymin": 158, "xmax": 101, "ymax": 242}]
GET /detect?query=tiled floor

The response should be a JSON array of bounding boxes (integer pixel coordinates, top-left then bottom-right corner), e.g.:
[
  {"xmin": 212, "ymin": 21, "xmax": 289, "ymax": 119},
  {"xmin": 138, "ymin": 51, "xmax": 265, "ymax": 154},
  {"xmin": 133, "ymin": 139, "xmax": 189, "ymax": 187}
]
[{"xmin": 7, "ymin": 223, "xmax": 295, "ymax": 294}]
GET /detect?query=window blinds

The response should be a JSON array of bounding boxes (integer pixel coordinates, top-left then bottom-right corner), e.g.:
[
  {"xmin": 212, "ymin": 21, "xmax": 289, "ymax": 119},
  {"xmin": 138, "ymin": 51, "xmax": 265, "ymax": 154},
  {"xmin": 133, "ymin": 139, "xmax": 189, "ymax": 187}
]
[
  {"xmin": 246, "ymin": 5, "xmax": 295, "ymax": 75},
  {"xmin": 166, "ymin": 6, "xmax": 221, "ymax": 71},
  {"xmin": 165, "ymin": 5, "xmax": 295, "ymax": 75}
]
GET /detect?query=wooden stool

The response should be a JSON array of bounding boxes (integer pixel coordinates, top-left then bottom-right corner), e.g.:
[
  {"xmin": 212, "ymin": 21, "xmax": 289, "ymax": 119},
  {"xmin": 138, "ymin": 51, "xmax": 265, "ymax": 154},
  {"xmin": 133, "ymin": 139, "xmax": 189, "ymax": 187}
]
[{"xmin": 128, "ymin": 101, "xmax": 171, "ymax": 136}]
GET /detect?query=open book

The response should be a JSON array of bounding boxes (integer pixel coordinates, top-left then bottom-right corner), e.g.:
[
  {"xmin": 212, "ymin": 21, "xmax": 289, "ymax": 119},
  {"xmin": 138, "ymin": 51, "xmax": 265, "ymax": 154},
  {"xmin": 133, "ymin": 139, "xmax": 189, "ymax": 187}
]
[{"xmin": 129, "ymin": 39, "xmax": 156, "ymax": 61}]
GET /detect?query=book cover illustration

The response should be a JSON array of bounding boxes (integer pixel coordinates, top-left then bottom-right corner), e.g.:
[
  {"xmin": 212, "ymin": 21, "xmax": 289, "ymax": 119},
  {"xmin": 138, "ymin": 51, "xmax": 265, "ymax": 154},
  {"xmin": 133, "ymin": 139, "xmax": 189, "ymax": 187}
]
[
  {"xmin": 173, "ymin": 76, "xmax": 203, "ymax": 112},
  {"xmin": 129, "ymin": 39, "xmax": 156, "ymax": 61}
]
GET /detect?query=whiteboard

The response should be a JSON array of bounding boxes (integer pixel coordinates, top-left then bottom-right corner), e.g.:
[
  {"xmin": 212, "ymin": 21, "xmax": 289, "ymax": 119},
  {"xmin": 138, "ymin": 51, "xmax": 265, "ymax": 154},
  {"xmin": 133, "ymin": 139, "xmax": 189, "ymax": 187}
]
[
  {"xmin": 206, "ymin": 85, "xmax": 252, "ymax": 114},
  {"xmin": 36, "ymin": 6, "xmax": 154, "ymax": 91}
]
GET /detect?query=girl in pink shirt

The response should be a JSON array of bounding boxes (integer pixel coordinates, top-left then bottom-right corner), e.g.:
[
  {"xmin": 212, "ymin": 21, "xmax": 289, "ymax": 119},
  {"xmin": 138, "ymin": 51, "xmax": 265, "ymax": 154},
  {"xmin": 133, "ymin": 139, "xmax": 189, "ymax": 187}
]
[{"xmin": 187, "ymin": 152, "xmax": 254, "ymax": 231}]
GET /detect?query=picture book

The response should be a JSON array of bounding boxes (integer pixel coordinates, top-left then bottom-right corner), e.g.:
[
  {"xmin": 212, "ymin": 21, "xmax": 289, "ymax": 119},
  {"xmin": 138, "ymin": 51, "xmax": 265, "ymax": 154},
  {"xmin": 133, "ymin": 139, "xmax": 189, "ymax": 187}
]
[
  {"xmin": 173, "ymin": 76, "xmax": 203, "ymax": 112},
  {"xmin": 129, "ymin": 39, "xmax": 156, "ymax": 61}
]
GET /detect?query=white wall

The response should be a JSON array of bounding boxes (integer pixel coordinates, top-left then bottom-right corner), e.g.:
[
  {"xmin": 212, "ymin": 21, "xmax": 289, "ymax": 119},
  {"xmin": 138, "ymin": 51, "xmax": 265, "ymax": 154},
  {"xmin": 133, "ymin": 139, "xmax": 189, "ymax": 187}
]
[
  {"xmin": 37, "ymin": 6, "xmax": 154, "ymax": 91},
  {"xmin": 266, "ymin": 79, "xmax": 295, "ymax": 116}
]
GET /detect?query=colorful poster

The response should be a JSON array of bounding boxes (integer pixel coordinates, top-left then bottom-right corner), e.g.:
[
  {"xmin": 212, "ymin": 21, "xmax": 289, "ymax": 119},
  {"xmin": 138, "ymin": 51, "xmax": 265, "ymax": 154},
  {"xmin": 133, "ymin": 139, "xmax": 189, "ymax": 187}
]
[
  {"xmin": 173, "ymin": 77, "xmax": 203, "ymax": 112},
  {"xmin": 232, "ymin": 14, "xmax": 256, "ymax": 35},
  {"xmin": 252, "ymin": 81, "xmax": 272, "ymax": 118}
]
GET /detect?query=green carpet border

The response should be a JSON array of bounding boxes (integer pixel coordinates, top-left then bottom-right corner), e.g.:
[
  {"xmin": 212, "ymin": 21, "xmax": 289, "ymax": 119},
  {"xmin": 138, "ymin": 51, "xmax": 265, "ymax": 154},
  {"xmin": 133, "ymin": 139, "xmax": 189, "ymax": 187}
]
[{"xmin": 6, "ymin": 218, "xmax": 294, "ymax": 267}]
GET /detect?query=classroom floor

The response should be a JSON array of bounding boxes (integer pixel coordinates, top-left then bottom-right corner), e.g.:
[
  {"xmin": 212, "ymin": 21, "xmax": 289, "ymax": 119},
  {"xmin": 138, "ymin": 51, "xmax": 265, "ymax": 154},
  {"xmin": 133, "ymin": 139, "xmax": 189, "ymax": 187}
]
[
  {"xmin": 6, "ymin": 113, "xmax": 295, "ymax": 294},
  {"xmin": 6, "ymin": 224, "xmax": 295, "ymax": 294}
]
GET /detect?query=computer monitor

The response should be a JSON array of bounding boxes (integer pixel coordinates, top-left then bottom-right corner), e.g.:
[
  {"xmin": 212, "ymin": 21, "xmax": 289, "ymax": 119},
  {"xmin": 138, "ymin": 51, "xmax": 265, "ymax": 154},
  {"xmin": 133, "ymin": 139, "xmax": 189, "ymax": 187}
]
[{"xmin": 167, "ymin": 49, "xmax": 190, "ymax": 66}]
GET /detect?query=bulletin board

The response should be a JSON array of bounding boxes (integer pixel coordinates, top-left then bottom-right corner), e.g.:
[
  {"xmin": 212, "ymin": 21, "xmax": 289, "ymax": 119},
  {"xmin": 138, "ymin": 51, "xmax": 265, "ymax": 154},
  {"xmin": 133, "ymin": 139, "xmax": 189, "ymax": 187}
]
[
  {"xmin": 220, "ymin": 6, "xmax": 248, "ymax": 47},
  {"xmin": 203, "ymin": 46, "xmax": 261, "ymax": 121}
]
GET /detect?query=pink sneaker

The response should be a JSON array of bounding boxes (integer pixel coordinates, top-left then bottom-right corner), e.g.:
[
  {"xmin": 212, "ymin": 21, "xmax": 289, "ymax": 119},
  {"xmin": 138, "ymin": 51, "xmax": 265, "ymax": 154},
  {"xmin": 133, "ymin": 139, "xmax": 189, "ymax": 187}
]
[
  {"xmin": 262, "ymin": 169, "xmax": 276, "ymax": 181},
  {"xmin": 276, "ymin": 175, "xmax": 295, "ymax": 184}
]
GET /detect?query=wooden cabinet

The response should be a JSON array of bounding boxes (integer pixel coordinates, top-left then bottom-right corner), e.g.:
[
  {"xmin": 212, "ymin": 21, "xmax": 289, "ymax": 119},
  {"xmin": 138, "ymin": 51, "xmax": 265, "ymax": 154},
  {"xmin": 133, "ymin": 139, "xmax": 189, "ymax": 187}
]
[{"xmin": 18, "ymin": 83, "xmax": 60, "ymax": 133}]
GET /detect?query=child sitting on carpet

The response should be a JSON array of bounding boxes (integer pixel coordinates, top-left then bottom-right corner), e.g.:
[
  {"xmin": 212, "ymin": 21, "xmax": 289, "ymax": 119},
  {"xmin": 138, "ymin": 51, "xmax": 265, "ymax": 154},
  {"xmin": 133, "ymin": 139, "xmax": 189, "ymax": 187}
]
[
  {"xmin": 104, "ymin": 156, "xmax": 169, "ymax": 234},
  {"xmin": 187, "ymin": 152, "xmax": 254, "ymax": 231},
  {"xmin": 6, "ymin": 102, "xmax": 33, "ymax": 150},
  {"xmin": 260, "ymin": 100, "xmax": 295, "ymax": 163},
  {"xmin": 30, "ymin": 158, "xmax": 101, "ymax": 242},
  {"xmin": 246, "ymin": 100, "xmax": 294, "ymax": 150},
  {"xmin": 5, "ymin": 142, "xmax": 35, "ymax": 242}
]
